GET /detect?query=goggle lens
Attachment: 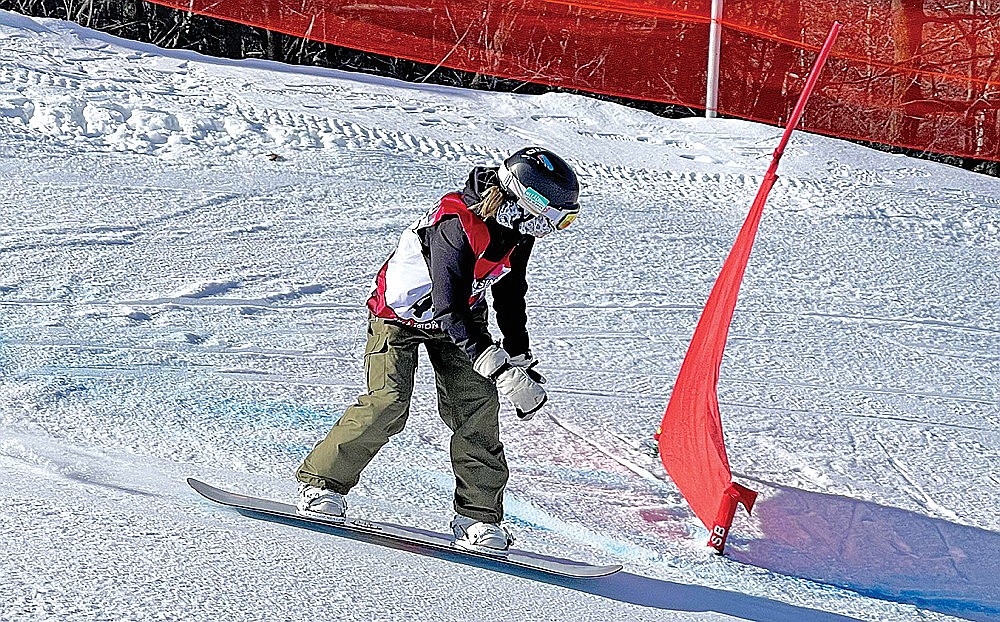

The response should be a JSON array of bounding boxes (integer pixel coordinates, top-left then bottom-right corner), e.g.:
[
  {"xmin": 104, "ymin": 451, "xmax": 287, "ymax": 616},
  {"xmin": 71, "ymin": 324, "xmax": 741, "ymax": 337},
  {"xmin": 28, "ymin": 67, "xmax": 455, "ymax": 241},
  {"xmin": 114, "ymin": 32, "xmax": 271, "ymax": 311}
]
[{"xmin": 556, "ymin": 211, "xmax": 578, "ymax": 230}]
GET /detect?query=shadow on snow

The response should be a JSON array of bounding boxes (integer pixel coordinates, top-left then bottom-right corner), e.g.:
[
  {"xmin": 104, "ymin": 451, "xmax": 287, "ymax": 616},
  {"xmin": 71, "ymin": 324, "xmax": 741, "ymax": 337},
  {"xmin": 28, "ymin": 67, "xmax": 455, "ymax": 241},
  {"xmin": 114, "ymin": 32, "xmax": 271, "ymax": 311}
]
[
  {"xmin": 247, "ymin": 509, "xmax": 863, "ymax": 622},
  {"xmin": 730, "ymin": 483, "xmax": 1000, "ymax": 622}
]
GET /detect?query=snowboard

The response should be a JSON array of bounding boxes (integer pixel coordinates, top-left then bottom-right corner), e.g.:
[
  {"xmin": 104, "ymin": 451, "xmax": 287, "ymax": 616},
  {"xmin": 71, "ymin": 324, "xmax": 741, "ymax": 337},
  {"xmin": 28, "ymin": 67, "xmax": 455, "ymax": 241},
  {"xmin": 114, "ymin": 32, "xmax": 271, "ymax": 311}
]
[{"xmin": 188, "ymin": 478, "xmax": 622, "ymax": 579}]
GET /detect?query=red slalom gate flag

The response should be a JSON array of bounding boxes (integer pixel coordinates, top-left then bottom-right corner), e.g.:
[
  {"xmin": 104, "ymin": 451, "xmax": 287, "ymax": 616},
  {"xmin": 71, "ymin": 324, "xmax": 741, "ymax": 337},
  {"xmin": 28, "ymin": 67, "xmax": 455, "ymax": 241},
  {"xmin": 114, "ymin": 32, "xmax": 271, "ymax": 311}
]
[{"xmin": 657, "ymin": 22, "xmax": 841, "ymax": 554}]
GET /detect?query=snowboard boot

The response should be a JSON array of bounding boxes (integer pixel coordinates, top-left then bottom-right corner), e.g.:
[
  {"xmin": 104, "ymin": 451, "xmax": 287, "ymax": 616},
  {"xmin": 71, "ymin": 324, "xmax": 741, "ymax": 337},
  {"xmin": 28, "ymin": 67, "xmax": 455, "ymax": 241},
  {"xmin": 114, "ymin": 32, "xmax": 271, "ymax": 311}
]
[
  {"xmin": 296, "ymin": 482, "xmax": 347, "ymax": 520},
  {"xmin": 450, "ymin": 515, "xmax": 514, "ymax": 554}
]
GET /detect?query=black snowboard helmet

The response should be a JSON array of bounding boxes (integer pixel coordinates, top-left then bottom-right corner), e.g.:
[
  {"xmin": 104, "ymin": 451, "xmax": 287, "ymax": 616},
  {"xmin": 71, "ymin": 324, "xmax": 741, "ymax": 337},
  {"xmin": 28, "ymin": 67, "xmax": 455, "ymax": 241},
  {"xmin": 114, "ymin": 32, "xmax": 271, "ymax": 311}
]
[{"xmin": 497, "ymin": 147, "xmax": 580, "ymax": 230}]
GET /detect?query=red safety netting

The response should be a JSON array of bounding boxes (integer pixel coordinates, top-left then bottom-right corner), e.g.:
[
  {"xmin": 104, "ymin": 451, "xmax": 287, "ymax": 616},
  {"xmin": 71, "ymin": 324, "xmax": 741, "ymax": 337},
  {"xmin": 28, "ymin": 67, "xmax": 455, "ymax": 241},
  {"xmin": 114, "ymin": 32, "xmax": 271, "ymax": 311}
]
[
  {"xmin": 143, "ymin": 0, "xmax": 1000, "ymax": 160},
  {"xmin": 145, "ymin": 0, "xmax": 712, "ymax": 112},
  {"xmin": 720, "ymin": 1, "xmax": 1000, "ymax": 161}
]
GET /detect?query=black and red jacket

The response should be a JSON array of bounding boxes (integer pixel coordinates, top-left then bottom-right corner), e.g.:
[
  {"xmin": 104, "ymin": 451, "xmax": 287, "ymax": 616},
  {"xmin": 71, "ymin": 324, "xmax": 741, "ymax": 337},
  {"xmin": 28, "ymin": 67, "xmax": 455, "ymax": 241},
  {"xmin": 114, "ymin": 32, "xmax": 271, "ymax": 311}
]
[{"xmin": 367, "ymin": 167, "xmax": 533, "ymax": 362}]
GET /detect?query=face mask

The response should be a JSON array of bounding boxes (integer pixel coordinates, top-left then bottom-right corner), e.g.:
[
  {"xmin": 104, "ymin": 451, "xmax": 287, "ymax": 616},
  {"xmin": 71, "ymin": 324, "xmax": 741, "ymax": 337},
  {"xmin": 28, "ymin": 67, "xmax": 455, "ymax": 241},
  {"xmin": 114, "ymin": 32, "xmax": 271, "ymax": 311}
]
[
  {"xmin": 518, "ymin": 213, "xmax": 556, "ymax": 238},
  {"xmin": 494, "ymin": 199, "xmax": 556, "ymax": 238},
  {"xmin": 494, "ymin": 199, "xmax": 525, "ymax": 230}
]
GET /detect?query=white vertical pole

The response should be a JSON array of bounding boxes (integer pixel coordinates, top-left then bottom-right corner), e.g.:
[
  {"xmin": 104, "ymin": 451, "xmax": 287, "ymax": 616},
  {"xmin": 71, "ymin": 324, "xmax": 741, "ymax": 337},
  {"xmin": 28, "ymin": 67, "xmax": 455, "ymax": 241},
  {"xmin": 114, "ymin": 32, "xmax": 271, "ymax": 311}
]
[{"xmin": 705, "ymin": 0, "xmax": 724, "ymax": 118}]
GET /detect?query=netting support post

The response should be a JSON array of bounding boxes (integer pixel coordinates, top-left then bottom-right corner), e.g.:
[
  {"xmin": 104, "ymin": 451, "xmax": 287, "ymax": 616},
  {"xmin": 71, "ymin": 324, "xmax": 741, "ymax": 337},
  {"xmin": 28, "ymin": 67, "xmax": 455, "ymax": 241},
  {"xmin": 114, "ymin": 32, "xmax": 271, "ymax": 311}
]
[{"xmin": 705, "ymin": 0, "xmax": 724, "ymax": 118}]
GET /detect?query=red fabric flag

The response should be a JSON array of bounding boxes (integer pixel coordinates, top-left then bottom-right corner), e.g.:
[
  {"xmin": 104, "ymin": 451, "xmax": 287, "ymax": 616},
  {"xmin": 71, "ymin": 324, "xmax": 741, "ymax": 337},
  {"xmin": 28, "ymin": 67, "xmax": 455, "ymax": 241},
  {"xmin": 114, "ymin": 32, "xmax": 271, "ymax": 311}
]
[
  {"xmin": 658, "ymin": 23, "xmax": 841, "ymax": 554},
  {"xmin": 656, "ymin": 177, "xmax": 767, "ymax": 552}
]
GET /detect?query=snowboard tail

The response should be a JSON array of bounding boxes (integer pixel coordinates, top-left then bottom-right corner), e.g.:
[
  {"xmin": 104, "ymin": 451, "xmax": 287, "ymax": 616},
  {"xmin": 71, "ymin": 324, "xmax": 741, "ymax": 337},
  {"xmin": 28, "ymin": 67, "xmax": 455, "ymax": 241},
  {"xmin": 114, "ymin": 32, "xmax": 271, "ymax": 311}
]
[{"xmin": 187, "ymin": 478, "xmax": 622, "ymax": 578}]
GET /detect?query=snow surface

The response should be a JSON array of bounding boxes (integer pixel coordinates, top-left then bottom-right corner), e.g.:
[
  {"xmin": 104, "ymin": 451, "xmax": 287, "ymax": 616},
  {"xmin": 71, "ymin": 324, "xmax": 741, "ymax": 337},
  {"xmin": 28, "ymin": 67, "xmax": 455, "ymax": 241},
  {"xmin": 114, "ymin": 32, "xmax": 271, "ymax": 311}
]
[{"xmin": 1, "ymin": 10, "xmax": 998, "ymax": 622}]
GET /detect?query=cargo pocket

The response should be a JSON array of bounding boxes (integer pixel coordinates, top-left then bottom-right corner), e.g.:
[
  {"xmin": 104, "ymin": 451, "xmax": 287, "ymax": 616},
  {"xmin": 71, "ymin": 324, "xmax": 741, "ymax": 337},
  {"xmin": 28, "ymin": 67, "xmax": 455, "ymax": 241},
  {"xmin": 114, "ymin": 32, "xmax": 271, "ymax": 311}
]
[{"xmin": 364, "ymin": 323, "xmax": 390, "ymax": 393}]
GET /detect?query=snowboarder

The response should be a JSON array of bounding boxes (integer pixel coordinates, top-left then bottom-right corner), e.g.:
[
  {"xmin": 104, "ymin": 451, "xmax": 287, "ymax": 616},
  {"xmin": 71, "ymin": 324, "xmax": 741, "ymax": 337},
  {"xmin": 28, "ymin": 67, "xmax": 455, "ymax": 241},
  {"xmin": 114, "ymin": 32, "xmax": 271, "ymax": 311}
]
[{"xmin": 294, "ymin": 147, "xmax": 581, "ymax": 552}]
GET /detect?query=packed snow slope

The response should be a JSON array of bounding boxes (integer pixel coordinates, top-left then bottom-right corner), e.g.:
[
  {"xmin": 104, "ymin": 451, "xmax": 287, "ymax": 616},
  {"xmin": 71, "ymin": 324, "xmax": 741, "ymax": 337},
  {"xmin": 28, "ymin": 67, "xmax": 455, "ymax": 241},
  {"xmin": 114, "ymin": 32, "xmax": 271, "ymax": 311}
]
[{"xmin": 1, "ymin": 10, "xmax": 998, "ymax": 622}]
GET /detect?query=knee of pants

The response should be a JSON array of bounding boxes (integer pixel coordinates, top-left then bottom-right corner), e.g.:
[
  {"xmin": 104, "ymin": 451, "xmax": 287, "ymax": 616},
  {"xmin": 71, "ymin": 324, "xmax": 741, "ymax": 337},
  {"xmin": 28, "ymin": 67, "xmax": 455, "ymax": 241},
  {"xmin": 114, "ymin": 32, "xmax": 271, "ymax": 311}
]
[{"xmin": 347, "ymin": 393, "xmax": 411, "ymax": 436}]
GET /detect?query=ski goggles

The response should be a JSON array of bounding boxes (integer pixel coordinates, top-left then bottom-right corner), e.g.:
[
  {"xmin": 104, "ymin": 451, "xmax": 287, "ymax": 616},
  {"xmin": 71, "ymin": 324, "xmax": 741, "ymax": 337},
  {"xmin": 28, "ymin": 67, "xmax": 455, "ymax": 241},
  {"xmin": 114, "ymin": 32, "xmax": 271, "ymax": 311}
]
[{"xmin": 497, "ymin": 164, "xmax": 579, "ymax": 230}]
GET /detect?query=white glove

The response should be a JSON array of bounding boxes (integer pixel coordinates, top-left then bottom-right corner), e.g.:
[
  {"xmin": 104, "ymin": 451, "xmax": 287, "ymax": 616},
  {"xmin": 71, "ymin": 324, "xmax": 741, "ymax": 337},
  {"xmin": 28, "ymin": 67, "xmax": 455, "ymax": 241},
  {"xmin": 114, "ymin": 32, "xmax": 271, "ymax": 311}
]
[
  {"xmin": 509, "ymin": 351, "xmax": 546, "ymax": 384},
  {"xmin": 474, "ymin": 345, "xmax": 547, "ymax": 420}
]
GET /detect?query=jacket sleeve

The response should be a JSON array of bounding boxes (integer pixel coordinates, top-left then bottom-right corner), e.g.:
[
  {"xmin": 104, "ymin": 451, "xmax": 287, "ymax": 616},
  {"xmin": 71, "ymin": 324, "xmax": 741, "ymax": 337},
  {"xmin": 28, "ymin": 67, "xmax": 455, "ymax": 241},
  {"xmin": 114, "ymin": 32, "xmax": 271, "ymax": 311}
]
[
  {"xmin": 491, "ymin": 237, "xmax": 533, "ymax": 357},
  {"xmin": 425, "ymin": 217, "xmax": 495, "ymax": 362}
]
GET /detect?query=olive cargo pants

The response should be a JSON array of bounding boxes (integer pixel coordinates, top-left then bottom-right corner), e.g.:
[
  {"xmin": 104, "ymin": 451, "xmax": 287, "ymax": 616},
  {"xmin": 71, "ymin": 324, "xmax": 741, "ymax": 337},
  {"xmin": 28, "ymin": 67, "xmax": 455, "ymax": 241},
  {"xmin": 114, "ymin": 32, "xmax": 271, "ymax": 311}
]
[{"xmin": 296, "ymin": 316, "xmax": 509, "ymax": 523}]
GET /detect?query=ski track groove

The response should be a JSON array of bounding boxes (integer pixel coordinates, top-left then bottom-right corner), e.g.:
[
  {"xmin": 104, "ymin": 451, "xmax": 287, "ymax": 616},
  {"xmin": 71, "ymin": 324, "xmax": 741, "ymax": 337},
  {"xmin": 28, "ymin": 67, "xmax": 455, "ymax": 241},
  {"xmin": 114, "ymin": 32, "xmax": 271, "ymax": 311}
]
[
  {"xmin": 12, "ymin": 344, "xmax": 996, "ymax": 428},
  {"xmin": 733, "ymin": 405, "xmax": 996, "ymax": 433},
  {"xmin": 0, "ymin": 191, "xmax": 241, "ymax": 252},
  {"xmin": 554, "ymin": 373, "xmax": 997, "ymax": 410},
  {"xmin": 1, "ymin": 48, "xmax": 895, "ymax": 205},
  {"xmin": 873, "ymin": 437, "xmax": 960, "ymax": 522},
  {"xmin": 542, "ymin": 303, "xmax": 1000, "ymax": 337},
  {"xmin": 6, "ymin": 339, "xmax": 354, "ymax": 362},
  {"xmin": 4, "ymin": 297, "xmax": 997, "ymax": 343},
  {"xmin": 546, "ymin": 413, "xmax": 663, "ymax": 483}
]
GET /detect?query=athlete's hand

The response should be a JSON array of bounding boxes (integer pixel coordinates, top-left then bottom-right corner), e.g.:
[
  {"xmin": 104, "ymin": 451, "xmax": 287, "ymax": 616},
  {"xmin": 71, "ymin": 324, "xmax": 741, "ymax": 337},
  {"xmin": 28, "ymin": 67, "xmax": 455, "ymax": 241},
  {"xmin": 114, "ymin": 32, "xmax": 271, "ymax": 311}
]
[
  {"xmin": 509, "ymin": 351, "xmax": 546, "ymax": 384},
  {"xmin": 474, "ymin": 345, "xmax": 547, "ymax": 420}
]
